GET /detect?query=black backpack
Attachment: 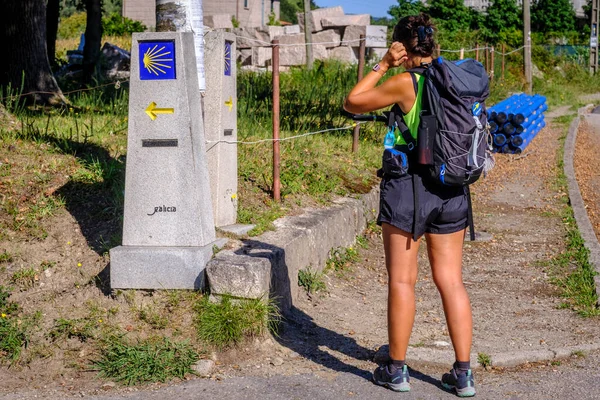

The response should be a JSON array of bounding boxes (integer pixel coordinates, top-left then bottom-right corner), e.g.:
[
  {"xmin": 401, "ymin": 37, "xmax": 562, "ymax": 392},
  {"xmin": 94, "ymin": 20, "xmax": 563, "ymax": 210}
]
[
  {"xmin": 391, "ymin": 57, "xmax": 491, "ymax": 186},
  {"xmin": 388, "ymin": 57, "xmax": 492, "ymax": 240}
]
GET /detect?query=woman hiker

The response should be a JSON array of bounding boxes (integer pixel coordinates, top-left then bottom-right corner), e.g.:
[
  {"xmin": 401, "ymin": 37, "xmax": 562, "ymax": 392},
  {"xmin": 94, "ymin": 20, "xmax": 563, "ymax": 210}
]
[{"xmin": 343, "ymin": 13, "xmax": 476, "ymax": 397}]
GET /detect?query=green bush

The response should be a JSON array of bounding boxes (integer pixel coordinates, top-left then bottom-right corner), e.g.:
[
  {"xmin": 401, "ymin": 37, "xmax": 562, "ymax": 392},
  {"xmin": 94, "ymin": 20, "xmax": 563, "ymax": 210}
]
[
  {"xmin": 102, "ymin": 13, "xmax": 147, "ymax": 36},
  {"xmin": 58, "ymin": 12, "xmax": 87, "ymax": 40}
]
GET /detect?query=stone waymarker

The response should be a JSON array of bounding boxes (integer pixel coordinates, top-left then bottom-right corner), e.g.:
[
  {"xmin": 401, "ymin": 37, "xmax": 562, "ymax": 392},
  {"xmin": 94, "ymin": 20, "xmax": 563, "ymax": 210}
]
[
  {"xmin": 204, "ymin": 31, "xmax": 237, "ymax": 228},
  {"xmin": 110, "ymin": 32, "xmax": 220, "ymax": 289}
]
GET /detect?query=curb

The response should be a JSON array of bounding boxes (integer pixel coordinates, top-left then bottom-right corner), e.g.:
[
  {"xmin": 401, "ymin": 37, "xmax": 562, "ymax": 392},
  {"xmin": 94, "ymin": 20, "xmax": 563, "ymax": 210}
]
[
  {"xmin": 563, "ymin": 106, "xmax": 600, "ymax": 301},
  {"xmin": 207, "ymin": 187, "xmax": 380, "ymax": 314}
]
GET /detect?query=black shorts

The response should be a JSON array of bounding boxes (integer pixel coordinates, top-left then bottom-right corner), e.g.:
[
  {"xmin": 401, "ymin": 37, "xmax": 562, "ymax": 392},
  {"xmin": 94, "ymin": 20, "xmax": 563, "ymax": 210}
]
[{"xmin": 377, "ymin": 171, "xmax": 468, "ymax": 237}]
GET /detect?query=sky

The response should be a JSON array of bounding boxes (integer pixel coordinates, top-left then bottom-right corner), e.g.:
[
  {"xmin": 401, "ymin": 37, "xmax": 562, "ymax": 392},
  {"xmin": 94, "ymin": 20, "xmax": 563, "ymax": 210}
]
[{"xmin": 313, "ymin": 0, "xmax": 397, "ymax": 19}]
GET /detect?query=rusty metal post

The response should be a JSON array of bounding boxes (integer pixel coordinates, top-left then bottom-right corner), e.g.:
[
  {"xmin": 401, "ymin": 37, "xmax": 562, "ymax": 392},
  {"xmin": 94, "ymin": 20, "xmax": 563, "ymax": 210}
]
[
  {"xmin": 459, "ymin": 48, "xmax": 464, "ymax": 60},
  {"xmin": 272, "ymin": 40, "xmax": 281, "ymax": 202},
  {"xmin": 485, "ymin": 43, "xmax": 489, "ymax": 72},
  {"xmin": 502, "ymin": 43, "xmax": 506, "ymax": 80},
  {"xmin": 352, "ymin": 34, "xmax": 366, "ymax": 153},
  {"xmin": 436, "ymin": 44, "xmax": 441, "ymax": 58},
  {"xmin": 475, "ymin": 42, "xmax": 479, "ymax": 62}
]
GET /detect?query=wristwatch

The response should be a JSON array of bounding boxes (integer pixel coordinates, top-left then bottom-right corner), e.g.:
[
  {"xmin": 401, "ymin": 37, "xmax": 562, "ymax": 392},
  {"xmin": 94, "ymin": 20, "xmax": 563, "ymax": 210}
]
[{"xmin": 373, "ymin": 63, "xmax": 381, "ymax": 73}]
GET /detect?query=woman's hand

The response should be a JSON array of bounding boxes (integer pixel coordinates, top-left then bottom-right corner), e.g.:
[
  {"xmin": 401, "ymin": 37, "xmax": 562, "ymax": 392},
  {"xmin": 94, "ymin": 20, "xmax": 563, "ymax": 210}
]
[{"xmin": 379, "ymin": 42, "xmax": 408, "ymax": 73}]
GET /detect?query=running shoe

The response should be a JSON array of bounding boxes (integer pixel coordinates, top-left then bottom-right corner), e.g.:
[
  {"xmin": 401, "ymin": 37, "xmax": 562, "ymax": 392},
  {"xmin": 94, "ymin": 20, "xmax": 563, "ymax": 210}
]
[
  {"xmin": 373, "ymin": 363, "xmax": 411, "ymax": 392},
  {"xmin": 441, "ymin": 368, "xmax": 476, "ymax": 397}
]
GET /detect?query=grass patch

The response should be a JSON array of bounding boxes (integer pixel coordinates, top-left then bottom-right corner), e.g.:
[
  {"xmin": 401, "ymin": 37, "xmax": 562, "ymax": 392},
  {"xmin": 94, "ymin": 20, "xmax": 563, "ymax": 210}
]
[
  {"xmin": 194, "ymin": 295, "xmax": 280, "ymax": 348},
  {"xmin": 94, "ymin": 336, "xmax": 198, "ymax": 386},
  {"xmin": 10, "ymin": 267, "xmax": 38, "ymax": 289},
  {"xmin": 298, "ymin": 267, "xmax": 327, "ymax": 294},
  {"xmin": 541, "ymin": 120, "xmax": 600, "ymax": 317},
  {"xmin": 0, "ymin": 287, "xmax": 28, "ymax": 363},
  {"xmin": 325, "ymin": 246, "xmax": 360, "ymax": 277},
  {"xmin": 137, "ymin": 305, "xmax": 169, "ymax": 330},
  {"xmin": 477, "ymin": 352, "xmax": 492, "ymax": 368},
  {"xmin": 49, "ymin": 317, "xmax": 98, "ymax": 342},
  {"xmin": 0, "ymin": 251, "xmax": 13, "ymax": 263}
]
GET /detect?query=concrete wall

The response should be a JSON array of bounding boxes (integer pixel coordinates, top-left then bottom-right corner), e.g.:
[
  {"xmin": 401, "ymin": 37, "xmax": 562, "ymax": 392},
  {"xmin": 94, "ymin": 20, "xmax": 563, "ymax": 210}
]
[{"xmin": 123, "ymin": 0, "xmax": 156, "ymax": 30}]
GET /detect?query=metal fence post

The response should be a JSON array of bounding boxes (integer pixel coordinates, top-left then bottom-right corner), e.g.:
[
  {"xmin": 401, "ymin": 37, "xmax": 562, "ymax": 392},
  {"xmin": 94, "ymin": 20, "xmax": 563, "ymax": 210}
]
[
  {"xmin": 272, "ymin": 40, "xmax": 281, "ymax": 202},
  {"xmin": 352, "ymin": 34, "xmax": 366, "ymax": 153}
]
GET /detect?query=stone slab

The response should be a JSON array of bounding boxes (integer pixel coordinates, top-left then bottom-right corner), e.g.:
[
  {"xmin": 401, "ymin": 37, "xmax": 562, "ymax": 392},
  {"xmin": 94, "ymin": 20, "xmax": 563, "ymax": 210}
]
[
  {"xmin": 284, "ymin": 25, "xmax": 301, "ymax": 35},
  {"xmin": 253, "ymin": 46, "xmax": 272, "ymax": 67},
  {"xmin": 206, "ymin": 249, "xmax": 273, "ymax": 299},
  {"xmin": 321, "ymin": 15, "xmax": 371, "ymax": 29},
  {"xmin": 110, "ymin": 245, "xmax": 215, "ymax": 289},
  {"xmin": 279, "ymin": 44, "xmax": 327, "ymax": 66},
  {"xmin": 273, "ymin": 33, "xmax": 305, "ymax": 45},
  {"xmin": 312, "ymin": 30, "xmax": 341, "ymax": 48},
  {"xmin": 238, "ymin": 48, "xmax": 252, "ymax": 66},
  {"xmin": 232, "ymin": 27, "xmax": 269, "ymax": 49},
  {"xmin": 204, "ymin": 14, "xmax": 233, "ymax": 29},
  {"xmin": 122, "ymin": 32, "xmax": 215, "ymax": 247},
  {"xmin": 343, "ymin": 25, "xmax": 387, "ymax": 47},
  {"xmin": 218, "ymin": 223, "xmax": 256, "ymax": 236},
  {"xmin": 328, "ymin": 46, "xmax": 358, "ymax": 64},
  {"xmin": 297, "ymin": 6, "xmax": 344, "ymax": 32},
  {"xmin": 204, "ymin": 31, "xmax": 238, "ymax": 228},
  {"xmin": 266, "ymin": 26, "xmax": 285, "ymax": 40},
  {"xmin": 369, "ymin": 47, "xmax": 388, "ymax": 62}
]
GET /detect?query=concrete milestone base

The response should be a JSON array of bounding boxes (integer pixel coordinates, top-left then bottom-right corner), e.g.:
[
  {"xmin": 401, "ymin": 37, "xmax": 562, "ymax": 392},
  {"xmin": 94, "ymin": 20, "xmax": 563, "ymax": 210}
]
[{"xmin": 110, "ymin": 245, "xmax": 216, "ymax": 290}]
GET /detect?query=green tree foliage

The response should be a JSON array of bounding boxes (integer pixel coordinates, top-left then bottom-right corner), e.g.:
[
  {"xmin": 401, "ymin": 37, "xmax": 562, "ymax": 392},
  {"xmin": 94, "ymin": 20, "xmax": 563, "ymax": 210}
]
[
  {"xmin": 388, "ymin": 0, "xmax": 423, "ymax": 25},
  {"xmin": 531, "ymin": 0, "xmax": 576, "ymax": 36},
  {"xmin": 280, "ymin": 0, "xmax": 318, "ymax": 24},
  {"xmin": 483, "ymin": 0, "xmax": 522, "ymax": 46},
  {"xmin": 426, "ymin": 0, "xmax": 478, "ymax": 32},
  {"xmin": 59, "ymin": 0, "xmax": 122, "ymax": 18}
]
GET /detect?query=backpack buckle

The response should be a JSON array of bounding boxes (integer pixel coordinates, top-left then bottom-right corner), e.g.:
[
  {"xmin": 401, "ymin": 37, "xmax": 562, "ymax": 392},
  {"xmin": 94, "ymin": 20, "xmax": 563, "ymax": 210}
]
[{"xmin": 407, "ymin": 142, "xmax": 415, "ymax": 151}]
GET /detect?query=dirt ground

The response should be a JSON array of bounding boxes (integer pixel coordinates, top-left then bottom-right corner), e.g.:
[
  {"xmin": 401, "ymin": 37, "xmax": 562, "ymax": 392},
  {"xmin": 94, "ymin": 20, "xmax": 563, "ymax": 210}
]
[
  {"xmin": 2, "ymin": 108, "xmax": 600, "ymax": 398},
  {"xmin": 575, "ymin": 120, "xmax": 600, "ymax": 241}
]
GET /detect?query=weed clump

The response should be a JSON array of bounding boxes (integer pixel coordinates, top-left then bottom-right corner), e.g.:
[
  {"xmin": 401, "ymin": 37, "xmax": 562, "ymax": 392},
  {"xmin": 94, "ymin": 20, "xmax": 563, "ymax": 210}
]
[
  {"xmin": 298, "ymin": 267, "xmax": 327, "ymax": 294},
  {"xmin": 194, "ymin": 295, "xmax": 280, "ymax": 348},
  {"xmin": 0, "ymin": 286, "xmax": 28, "ymax": 363},
  {"xmin": 94, "ymin": 336, "xmax": 199, "ymax": 385}
]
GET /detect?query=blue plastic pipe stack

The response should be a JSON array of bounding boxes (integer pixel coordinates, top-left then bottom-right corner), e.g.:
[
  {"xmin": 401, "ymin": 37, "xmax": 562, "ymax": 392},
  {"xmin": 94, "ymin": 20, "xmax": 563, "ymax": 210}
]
[{"xmin": 487, "ymin": 93, "xmax": 547, "ymax": 154}]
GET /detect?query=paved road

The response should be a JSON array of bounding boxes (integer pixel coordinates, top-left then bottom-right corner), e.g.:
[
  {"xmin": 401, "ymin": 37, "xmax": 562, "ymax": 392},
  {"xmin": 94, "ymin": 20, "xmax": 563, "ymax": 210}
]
[{"xmin": 2, "ymin": 349, "xmax": 599, "ymax": 399}]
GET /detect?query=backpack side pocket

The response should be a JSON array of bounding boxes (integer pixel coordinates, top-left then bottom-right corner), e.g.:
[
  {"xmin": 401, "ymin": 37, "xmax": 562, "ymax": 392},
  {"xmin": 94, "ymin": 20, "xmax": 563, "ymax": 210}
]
[{"xmin": 382, "ymin": 148, "xmax": 409, "ymax": 178}]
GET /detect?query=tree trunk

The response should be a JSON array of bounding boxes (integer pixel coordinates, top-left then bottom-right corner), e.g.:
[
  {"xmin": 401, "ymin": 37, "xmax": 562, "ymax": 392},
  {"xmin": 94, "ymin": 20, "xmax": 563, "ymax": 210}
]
[
  {"xmin": 0, "ymin": 0, "xmax": 65, "ymax": 105},
  {"xmin": 46, "ymin": 0, "xmax": 60, "ymax": 70},
  {"xmin": 83, "ymin": 0, "xmax": 103, "ymax": 84}
]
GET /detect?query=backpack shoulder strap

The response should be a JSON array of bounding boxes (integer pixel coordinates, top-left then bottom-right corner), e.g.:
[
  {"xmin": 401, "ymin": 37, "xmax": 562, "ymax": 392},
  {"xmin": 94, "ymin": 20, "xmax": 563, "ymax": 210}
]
[{"xmin": 389, "ymin": 70, "xmax": 423, "ymax": 151}]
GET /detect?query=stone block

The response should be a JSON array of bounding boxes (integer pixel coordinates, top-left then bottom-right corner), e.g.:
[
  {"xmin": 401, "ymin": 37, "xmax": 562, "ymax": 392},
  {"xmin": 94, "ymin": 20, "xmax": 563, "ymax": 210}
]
[
  {"xmin": 238, "ymin": 48, "xmax": 252, "ymax": 66},
  {"xmin": 110, "ymin": 245, "xmax": 214, "ymax": 289},
  {"xmin": 100, "ymin": 42, "xmax": 131, "ymax": 79},
  {"xmin": 321, "ymin": 15, "xmax": 371, "ymax": 29},
  {"xmin": 369, "ymin": 47, "xmax": 388, "ymax": 62},
  {"xmin": 297, "ymin": 6, "xmax": 345, "ymax": 32},
  {"xmin": 328, "ymin": 46, "xmax": 358, "ymax": 64},
  {"xmin": 279, "ymin": 44, "xmax": 327, "ymax": 66},
  {"xmin": 204, "ymin": 31, "xmax": 238, "ymax": 228},
  {"xmin": 233, "ymin": 27, "xmax": 269, "ymax": 49},
  {"xmin": 266, "ymin": 25, "xmax": 285, "ymax": 40},
  {"xmin": 253, "ymin": 46, "xmax": 272, "ymax": 67},
  {"xmin": 313, "ymin": 30, "xmax": 341, "ymax": 48},
  {"xmin": 207, "ymin": 250, "xmax": 272, "ymax": 299},
  {"xmin": 204, "ymin": 14, "xmax": 233, "ymax": 29},
  {"xmin": 274, "ymin": 33, "xmax": 305, "ymax": 45},
  {"xmin": 121, "ymin": 32, "xmax": 215, "ymax": 247},
  {"xmin": 343, "ymin": 25, "xmax": 388, "ymax": 47},
  {"xmin": 284, "ymin": 25, "xmax": 301, "ymax": 35},
  {"xmin": 218, "ymin": 223, "xmax": 256, "ymax": 236}
]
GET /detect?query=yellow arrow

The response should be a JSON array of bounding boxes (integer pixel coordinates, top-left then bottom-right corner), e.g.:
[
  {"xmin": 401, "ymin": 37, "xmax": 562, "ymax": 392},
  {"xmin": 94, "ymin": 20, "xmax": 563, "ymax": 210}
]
[
  {"xmin": 224, "ymin": 97, "xmax": 233, "ymax": 112},
  {"xmin": 145, "ymin": 102, "xmax": 174, "ymax": 120}
]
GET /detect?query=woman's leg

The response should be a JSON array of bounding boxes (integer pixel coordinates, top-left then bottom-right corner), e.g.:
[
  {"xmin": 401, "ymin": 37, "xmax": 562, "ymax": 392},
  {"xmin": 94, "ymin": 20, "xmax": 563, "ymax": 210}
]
[
  {"xmin": 425, "ymin": 229, "xmax": 472, "ymax": 362},
  {"xmin": 383, "ymin": 223, "xmax": 420, "ymax": 361}
]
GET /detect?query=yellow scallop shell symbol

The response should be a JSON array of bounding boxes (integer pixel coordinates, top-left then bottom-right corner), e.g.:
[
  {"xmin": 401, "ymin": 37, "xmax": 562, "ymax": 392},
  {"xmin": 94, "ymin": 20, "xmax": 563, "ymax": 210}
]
[{"xmin": 143, "ymin": 45, "xmax": 173, "ymax": 76}]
